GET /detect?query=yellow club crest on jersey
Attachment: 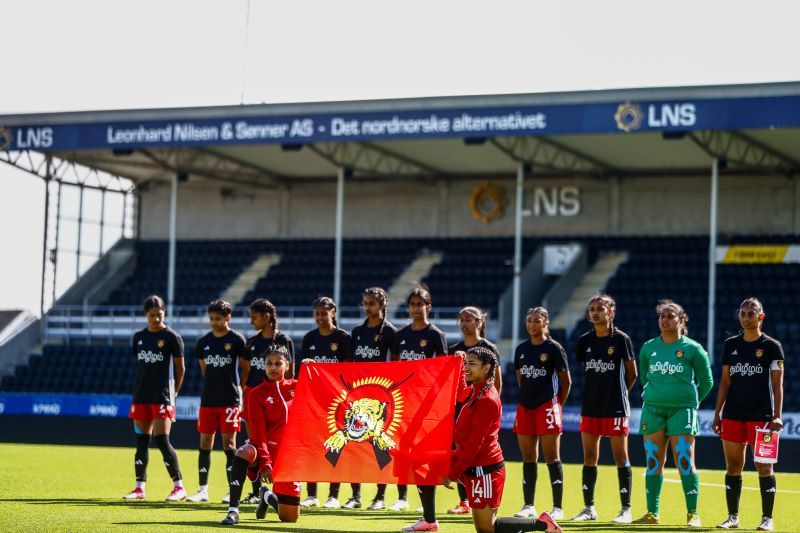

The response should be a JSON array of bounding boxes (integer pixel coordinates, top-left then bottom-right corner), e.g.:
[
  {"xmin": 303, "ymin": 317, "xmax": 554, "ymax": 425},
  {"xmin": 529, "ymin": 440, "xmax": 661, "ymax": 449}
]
[
  {"xmin": 419, "ymin": 339, "xmax": 428, "ymax": 348},
  {"xmin": 157, "ymin": 339, "xmax": 166, "ymax": 348},
  {"xmin": 607, "ymin": 347, "xmax": 615, "ymax": 356},
  {"xmin": 225, "ymin": 343, "xmax": 232, "ymax": 351},
  {"xmin": 540, "ymin": 354, "xmax": 548, "ymax": 362},
  {"xmin": 330, "ymin": 343, "xmax": 339, "ymax": 352},
  {"xmin": 676, "ymin": 350, "xmax": 684, "ymax": 358},
  {"xmin": 755, "ymin": 349, "xmax": 765, "ymax": 358}
]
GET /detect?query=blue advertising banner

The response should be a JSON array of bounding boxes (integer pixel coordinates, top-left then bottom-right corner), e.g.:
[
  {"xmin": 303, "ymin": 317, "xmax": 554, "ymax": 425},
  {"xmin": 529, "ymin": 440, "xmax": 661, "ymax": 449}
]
[
  {"xmin": 2, "ymin": 95, "xmax": 800, "ymax": 152},
  {"xmin": 2, "ymin": 392, "xmax": 799, "ymax": 440}
]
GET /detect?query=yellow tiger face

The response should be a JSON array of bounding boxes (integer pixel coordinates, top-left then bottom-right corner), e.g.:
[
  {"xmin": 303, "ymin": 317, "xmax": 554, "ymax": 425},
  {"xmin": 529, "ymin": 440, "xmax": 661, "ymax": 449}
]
[{"xmin": 344, "ymin": 398, "xmax": 387, "ymax": 442}]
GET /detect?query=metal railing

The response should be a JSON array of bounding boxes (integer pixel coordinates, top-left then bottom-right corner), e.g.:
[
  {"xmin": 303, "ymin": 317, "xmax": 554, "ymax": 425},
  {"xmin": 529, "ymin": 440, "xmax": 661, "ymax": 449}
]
[{"xmin": 44, "ymin": 305, "xmax": 496, "ymax": 345}]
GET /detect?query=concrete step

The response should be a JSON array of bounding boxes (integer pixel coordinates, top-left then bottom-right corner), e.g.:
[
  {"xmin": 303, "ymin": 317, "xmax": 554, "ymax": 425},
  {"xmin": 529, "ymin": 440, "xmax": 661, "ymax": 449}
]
[
  {"xmin": 219, "ymin": 254, "xmax": 282, "ymax": 304},
  {"xmin": 551, "ymin": 252, "xmax": 629, "ymax": 332},
  {"xmin": 386, "ymin": 251, "xmax": 444, "ymax": 317}
]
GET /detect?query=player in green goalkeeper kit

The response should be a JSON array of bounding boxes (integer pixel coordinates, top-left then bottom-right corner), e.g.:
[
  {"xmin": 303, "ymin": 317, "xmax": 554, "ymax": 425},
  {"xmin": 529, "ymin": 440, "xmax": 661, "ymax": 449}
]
[{"xmin": 633, "ymin": 300, "xmax": 713, "ymax": 527}]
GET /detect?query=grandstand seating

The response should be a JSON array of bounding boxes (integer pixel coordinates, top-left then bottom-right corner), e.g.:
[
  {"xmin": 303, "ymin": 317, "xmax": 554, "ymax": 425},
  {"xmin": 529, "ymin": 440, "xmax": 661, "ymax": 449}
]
[{"xmin": 3, "ymin": 235, "xmax": 799, "ymax": 414}]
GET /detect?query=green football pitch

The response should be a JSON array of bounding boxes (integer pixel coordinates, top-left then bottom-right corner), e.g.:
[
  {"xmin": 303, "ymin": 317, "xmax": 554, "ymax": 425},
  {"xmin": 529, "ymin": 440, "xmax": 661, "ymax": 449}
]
[{"xmin": 1, "ymin": 444, "xmax": 798, "ymax": 532}]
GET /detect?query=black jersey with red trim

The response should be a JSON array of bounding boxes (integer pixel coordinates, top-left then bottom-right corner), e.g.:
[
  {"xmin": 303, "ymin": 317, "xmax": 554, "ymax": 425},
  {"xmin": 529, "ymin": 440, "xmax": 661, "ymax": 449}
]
[
  {"xmin": 721, "ymin": 333, "xmax": 785, "ymax": 422},
  {"xmin": 576, "ymin": 328, "xmax": 635, "ymax": 418},
  {"xmin": 514, "ymin": 338, "xmax": 569, "ymax": 410},
  {"xmin": 449, "ymin": 338, "xmax": 500, "ymax": 357},
  {"xmin": 245, "ymin": 331, "xmax": 294, "ymax": 387},
  {"xmin": 351, "ymin": 320, "xmax": 397, "ymax": 362},
  {"xmin": 194, "ymin": 329, "xmax": 247, "ymax": 407},
  {"xmin": 392, "ymin": 323, "xmax": 448, "ymax": 360},
  {"xmin": 131, "ymin": 326, "xmax": 184, "ymax": 405},
  {"xmin": 300, "ymin": 328, "xmax": 353, "ymax": 364}
]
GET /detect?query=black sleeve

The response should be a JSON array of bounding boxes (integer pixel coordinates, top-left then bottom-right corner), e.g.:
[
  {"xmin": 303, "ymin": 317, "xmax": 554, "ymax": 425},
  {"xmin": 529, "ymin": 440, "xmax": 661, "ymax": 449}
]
[
  {"xmin": 622, "ymin": 334, "xmax": 635, "ymax": 362},
  {"xmin": 131, "ymin": 332, "xmax": 139, "ymax": 360},
  {"xmin": 575, "ymin": 336, "xmax": 587, "ymax": 364},
  {"xmin": 721, "ymin": 338, "xmax": 733, "ymax": 366},
  {"xmin": 300, "ymin": 332, "xmax": 311, "ymax": 358},
  {"xmin": 554, "ymin": 342, "xmax": 569, "ymax": 372},
  {"xmin": 341, "ymin": 331, "xmax": 354, "ymax": 361},
  {"xmin": 436, "ymin": 330, "xmax": 448, "ymax": 355},
  {"xmin": 285, "ymin": 335, "xmax": 295, "ymax": 360},
  {"xmin": 172, "ymin": 331, "xmax": 185, "ymax": 358},
  {"xmin": 514, "ymin": 345, "xmax": 522, "ymax": 369},
  {"xmin": 235, "ymin": 333, "xmax": 247, "ymax": 359}
]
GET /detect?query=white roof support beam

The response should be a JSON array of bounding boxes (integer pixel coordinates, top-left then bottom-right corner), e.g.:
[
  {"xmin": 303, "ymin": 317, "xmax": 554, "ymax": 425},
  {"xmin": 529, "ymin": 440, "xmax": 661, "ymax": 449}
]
[
  {"xmin": 490, "ymin": 136, "xmax": 618, "ymax": 177},
  {"xmin": 689, "ymin": 130, "xmax": 800, "ymax": 173},
  {"xmin": 307, "ymin": 142, "xmax": 446, "ymax": 178}
]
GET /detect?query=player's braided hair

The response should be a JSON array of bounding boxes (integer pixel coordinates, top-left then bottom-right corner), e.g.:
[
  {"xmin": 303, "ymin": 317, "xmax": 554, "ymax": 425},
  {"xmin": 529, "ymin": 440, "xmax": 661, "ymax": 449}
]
[
  {"xmin": 589, "ymin": 293, "xmax": 616, "ymax": 337},
  {"xmin": 466, "ymin": 346, "xmax": 497, "ymax": 408},
  {"xmin": 362, "ymin": 287, "xmax": 389, "ymax": 339},
  {"xmin": 656, "ymin": 299, "xmax": 689, "ymax": 336},
  {"xmin": 249, "ymin": 298, "xmax": 280, "ymax": 334},
  {"xmin": 526, "ymin": 306, "xmax": 550, "ymax": 336},
  {"xmin": 267, "ymin": 344, "xmax": 291, "ymax": 362},
  {"xmin": 207, "ymin": 299, "xmax": 233, "ymax": 316},
  {"xmin": 313, "ymin": 296, "xmax": 338, "ymax": 328},
  {"xmin": 143, "ymin": 294, "xmax": 166, "ymax": 313},
  {"xmin": 459, "ymin": 306, "xmax": 487, "ymax": 338}
]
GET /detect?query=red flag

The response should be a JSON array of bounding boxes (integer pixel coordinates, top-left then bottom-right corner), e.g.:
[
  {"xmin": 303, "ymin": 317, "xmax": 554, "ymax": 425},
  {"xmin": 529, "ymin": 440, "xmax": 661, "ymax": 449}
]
[{"xmin": 273, "ymin": 357, "xmax": 461, "ymax": 485}]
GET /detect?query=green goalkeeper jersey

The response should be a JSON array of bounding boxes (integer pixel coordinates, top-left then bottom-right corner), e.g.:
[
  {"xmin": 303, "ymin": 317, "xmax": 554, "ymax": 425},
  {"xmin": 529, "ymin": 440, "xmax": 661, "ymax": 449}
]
[{"xmin": 639, "ymin": 335, "xmax": 713, "ymax": 409}]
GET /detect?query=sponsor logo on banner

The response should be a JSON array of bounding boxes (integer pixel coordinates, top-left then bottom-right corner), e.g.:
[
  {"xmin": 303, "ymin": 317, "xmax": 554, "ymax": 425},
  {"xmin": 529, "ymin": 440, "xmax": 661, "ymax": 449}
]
[
  {"xmin": 615, "ymin": 101, "xmax": 696, "ymax": 132},
  {"xmin": 89, "ymin": 404, "xmax": 119, "ymax": 417},
  {"xmin": 719, "ymin": 245, "xmax": 790, "ymax": 264},
  {"xmin": 0, "ymin": 127, "xmax": 12, "ymax": 150},
  {"xmin": 614, "ymin": 102, "xmax": 643, "ymax": 132}
]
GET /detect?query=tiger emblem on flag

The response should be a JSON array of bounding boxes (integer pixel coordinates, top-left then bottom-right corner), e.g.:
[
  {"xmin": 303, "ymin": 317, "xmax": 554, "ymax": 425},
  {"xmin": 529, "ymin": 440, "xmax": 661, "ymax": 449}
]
[{"xmin": 324, "ymin": 398, "xmax": 395, "ymax": 453}]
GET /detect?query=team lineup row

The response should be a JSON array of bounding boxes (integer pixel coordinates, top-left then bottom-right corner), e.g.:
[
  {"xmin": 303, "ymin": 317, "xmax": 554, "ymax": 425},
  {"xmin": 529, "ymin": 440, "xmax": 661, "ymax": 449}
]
[{"xmin": 122, "ymin": 287, "xmax": 785, "ymax": 533}]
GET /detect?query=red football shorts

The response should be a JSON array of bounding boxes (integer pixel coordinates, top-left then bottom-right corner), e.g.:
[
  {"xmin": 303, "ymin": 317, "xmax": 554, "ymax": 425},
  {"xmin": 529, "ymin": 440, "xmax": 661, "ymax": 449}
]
[
  {"xmin": 246, "ymin": 467, "xmax": 301, "ymax": 504},
  {"xmin": 459, "ymin": 466, "xmax": 505, "ymax": 509},
  {"xmin": 579, "ymin": 416, "xmax": 629, "ymax": 437},
  {"xmin": 129, "ymin": 403, "xmax": 175, "ymax": 422},
  {"xmin": 513, "ymin": 399, "xmax": 562, "ymax": 436},
  {"xmin": 197, "ymin": 406, "xmax": 241, "ymax": 434},
  {"xmin": 720, "ymin": 418, "xmax": 769, "ymax": 445}
]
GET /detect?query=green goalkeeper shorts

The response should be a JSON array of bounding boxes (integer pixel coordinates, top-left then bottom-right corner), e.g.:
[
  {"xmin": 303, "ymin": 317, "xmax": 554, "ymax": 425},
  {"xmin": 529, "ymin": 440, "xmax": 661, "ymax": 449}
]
[{"xmin": 639, "ymin": 403, "xmax": 699, "ymax": 436}]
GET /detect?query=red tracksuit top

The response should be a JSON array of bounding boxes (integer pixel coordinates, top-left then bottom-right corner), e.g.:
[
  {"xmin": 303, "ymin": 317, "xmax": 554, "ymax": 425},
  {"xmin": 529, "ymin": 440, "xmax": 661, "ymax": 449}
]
[
  {"xmin": 245, "ymin": 377, "xmax": 297, "ymax": 473},
  {"xmin": 449, "ymin": 376, "xmax": 504, "ymax": 480}
]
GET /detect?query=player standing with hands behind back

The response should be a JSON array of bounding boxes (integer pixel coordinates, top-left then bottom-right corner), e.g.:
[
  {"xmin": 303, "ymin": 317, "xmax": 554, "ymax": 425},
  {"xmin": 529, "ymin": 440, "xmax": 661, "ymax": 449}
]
[
  {"xmin": 713, "ymin": 298, "xmax": 784, "ymax": 532},
  {"xmin": 633, "ymin": 299, "xmax": 713, "ymax": 527},
  {"xmin": 512, "ymin": 307, "xmax": 571, "ymax": 521},
  {"xmin": 570, "ymin": 294, "xmax": 637, "ymax": 524}
]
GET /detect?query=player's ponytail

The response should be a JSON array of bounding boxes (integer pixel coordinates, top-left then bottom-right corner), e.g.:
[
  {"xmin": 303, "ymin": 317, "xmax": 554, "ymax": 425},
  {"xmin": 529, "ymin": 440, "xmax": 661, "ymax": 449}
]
[
  {"xmin": 249, "ymin": 298, "xmax": 280, "ymax": 334},
  {"xmin": 459, "ymin": 306, "xmax": 487, "ymax": 339},
  {"xmin": 313, "ymin": 296, "xmax": 338, "ymax": 328},
  {"xmin": 656, "ymin": 299, "xmax": 689, "ymax": 336},
  {"xmin": 589, "ymin": 293, "xmax": 616, "ymax": 337},
  {"xmin": 362, "ymin": 287, "xmax": 389, "ymax": 338},
  {"xmin": 466, "ymin": 346, "xmax": 497, "ymax": 408},
  {"xmin": 143, "ymin": 294, "xmax": 166, "ymax": 313}
]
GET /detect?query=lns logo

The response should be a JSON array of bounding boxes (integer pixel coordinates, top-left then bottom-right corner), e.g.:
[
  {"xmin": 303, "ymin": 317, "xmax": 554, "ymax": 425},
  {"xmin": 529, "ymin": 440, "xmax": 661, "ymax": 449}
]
[
  {"xmin": 16, "ymin": 127, "xmax": 54, "ymax": 149},
  {"xmin": 615, "ymin": 101, "xmax": 696, "ymax": 132}
]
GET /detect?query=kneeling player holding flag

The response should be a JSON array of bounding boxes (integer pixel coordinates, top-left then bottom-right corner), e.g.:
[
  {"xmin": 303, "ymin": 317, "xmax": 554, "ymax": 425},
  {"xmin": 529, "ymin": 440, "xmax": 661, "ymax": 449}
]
[
  {"xmin": 220, "ymin": 346, "xmax": 301, "ymax": 525},
  {"xmin": 444, "ymin": 346, "xmax": 561, "ymax": 533}
]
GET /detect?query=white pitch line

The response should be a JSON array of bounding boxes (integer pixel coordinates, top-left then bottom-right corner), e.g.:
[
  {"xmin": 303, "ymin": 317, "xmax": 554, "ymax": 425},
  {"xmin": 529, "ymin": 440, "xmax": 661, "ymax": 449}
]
[{"xmin": 662, "ymin": 477, "xmax": 800, "ymax": 494}]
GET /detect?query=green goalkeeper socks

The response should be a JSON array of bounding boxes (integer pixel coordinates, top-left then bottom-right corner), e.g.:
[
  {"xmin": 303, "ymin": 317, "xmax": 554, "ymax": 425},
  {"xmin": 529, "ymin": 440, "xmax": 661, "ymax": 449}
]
[
  {"xmin": 645, "ymin": 474, "xmax": 663, "ymax": 515},
  {"xmin": 681, "ymin": 473, "xmax": 699, "ymax": 514}
]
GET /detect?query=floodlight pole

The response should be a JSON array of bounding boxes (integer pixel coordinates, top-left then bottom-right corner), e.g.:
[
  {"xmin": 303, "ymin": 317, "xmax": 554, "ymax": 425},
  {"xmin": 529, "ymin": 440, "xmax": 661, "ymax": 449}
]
[
  {"xmin": 40, "ymin": 157, "xmax": 52, "ymax": 317},
  {"xmin": 167, "ymin": 173, "xmax": 178, "ymax": 317},
  {"xmin": 333, "ymin": 167, "xmax": 346, "ymax": 305},
  {"xmin": 511, "ymin": 163, "xmax": 528, "ymax": 352},
  {"xmin": 707, "ymin": 158, "xmax": 719, "ymax": 363}
]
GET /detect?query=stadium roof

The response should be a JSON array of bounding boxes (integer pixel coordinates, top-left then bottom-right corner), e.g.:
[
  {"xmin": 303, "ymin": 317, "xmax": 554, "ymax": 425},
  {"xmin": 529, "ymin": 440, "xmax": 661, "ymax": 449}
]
[{"xmin": 2, "ymin": 81, "xmax": 800, "ymax": 189}]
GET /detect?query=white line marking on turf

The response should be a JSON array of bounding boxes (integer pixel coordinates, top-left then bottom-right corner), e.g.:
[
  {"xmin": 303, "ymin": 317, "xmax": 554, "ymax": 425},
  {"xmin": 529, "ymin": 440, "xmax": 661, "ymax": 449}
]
[{"xmin": 662, "ymin": 477, "xmax": 800, "ymax": 494}]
